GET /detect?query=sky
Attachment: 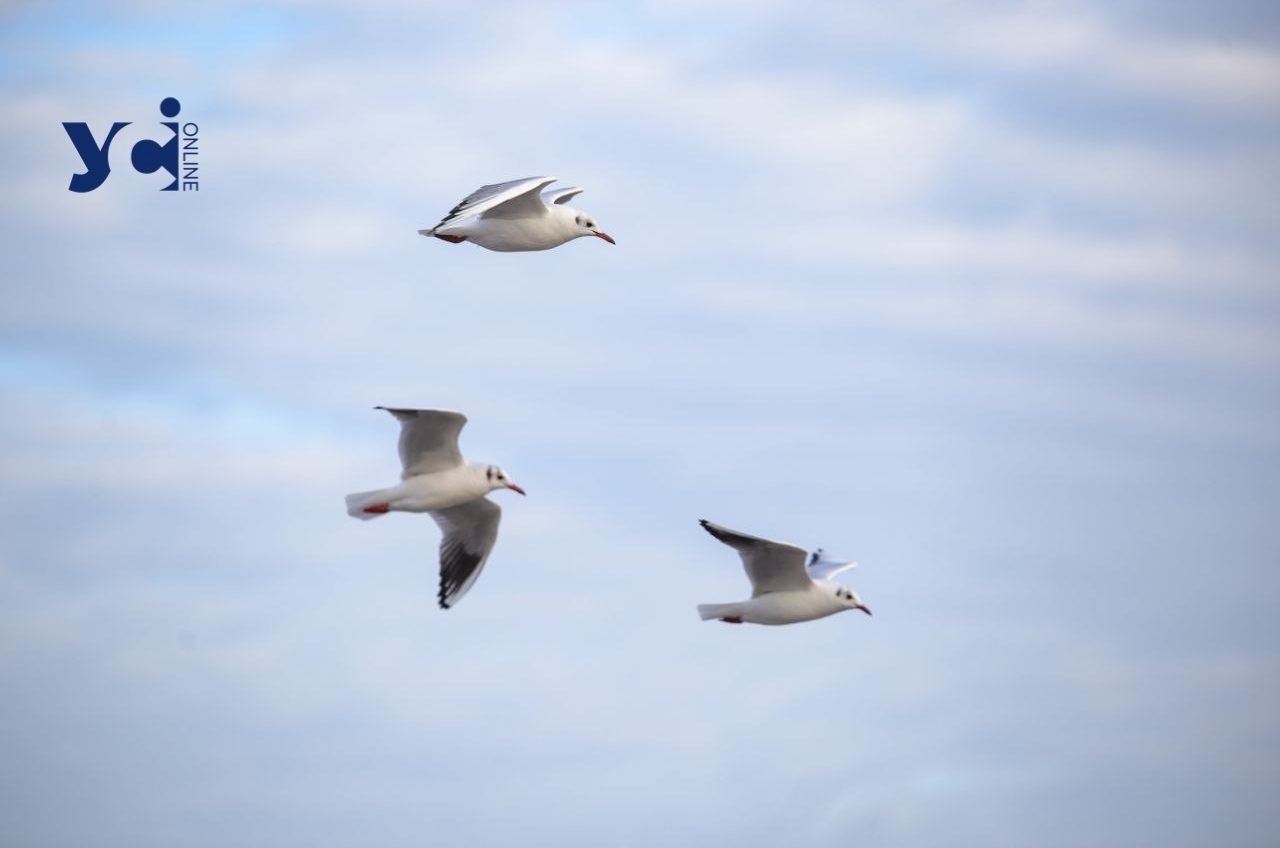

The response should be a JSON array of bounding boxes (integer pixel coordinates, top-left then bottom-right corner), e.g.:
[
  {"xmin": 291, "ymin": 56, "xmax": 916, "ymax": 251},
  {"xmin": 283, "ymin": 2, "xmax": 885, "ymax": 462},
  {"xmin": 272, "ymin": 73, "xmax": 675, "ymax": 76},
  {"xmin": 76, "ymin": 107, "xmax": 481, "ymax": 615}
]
[{"xmin": 1, "ymin": 1, "xmax": 1278, "ymax": 845}]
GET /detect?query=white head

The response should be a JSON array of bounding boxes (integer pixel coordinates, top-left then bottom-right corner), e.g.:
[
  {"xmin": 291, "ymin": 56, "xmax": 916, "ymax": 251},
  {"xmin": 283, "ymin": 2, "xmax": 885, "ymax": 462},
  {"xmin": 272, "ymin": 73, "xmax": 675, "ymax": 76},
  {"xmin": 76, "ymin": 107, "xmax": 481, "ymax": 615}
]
[
  {"xmin": 484, "ymin": 464, "xmax": 526, "ymax": 496},
  {"xmin": 560, "ymin": 206, "xmax": 615, "ymax": 245},
  {"xmin": 831, "ymin": 584, "xmax": 872, "ymax": 616}
]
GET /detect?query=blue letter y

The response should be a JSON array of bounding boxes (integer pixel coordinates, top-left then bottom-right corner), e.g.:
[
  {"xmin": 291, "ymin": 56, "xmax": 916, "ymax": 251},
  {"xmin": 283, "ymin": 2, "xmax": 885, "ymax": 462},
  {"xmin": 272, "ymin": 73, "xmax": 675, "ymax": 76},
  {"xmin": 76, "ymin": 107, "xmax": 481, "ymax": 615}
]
[{"xmin": 63, "ymin": 121, "xmax": 130, "ymax": 192}]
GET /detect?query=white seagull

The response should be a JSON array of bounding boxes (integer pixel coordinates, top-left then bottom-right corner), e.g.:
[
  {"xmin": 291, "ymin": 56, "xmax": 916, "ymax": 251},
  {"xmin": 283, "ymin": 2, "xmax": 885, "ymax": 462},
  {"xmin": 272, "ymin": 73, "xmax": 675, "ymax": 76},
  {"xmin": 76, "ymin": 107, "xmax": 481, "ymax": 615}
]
[
  {"xmin": 418, "ymin": 176, "xmax": 616, "ymax": 252},
  {"xmin": 345, "ymin": 407, "xmax": 526, "ymax": 609},
  {"xmin": 696, "ymin": 520, "xmax": 872, "ymax": 625}
]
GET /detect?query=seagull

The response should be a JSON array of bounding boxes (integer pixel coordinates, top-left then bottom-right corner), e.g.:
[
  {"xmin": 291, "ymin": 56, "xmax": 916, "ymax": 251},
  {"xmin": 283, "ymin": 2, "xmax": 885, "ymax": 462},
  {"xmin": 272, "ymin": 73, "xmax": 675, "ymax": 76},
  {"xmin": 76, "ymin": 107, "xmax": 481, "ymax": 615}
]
[
  {"xmin": 418, "ymin": 176, "xmax": 616, "ymax": 252},
  {"xmin": 345, "ymin": 407, "xmax": 526, "ymax": 609},
  {"xmin": 696, "ymin": 520, "xmax": 871, "ymax": 625}
]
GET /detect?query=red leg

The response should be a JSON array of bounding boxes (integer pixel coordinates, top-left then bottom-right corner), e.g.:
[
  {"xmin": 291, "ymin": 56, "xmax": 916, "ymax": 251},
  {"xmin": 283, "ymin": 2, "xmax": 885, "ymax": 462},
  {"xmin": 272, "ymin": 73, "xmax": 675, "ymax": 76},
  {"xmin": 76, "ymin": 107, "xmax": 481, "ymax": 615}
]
[
  {"xmin": 363, "ymin": 503, "xmax": 390, "ymax": 514},
  {"xmin": 434, "ymin": 234, "xmax": 466, "ymax": 244},
  {"xmin": 720, "ymin": 616, "xmax": 743, "ymax": 624}
]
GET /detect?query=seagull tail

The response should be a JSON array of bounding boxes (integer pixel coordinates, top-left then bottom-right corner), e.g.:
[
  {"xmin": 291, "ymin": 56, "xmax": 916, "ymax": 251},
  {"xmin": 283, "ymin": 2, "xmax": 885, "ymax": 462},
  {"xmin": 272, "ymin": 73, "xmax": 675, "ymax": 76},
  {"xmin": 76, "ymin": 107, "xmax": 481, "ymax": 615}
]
[
  {"xmin": 697, "ymin": 602, "xmax": 745, "ymax": 622},
  {"xmin": 345, "ymin": 489, "xmax": 392, "ymax": 521}
]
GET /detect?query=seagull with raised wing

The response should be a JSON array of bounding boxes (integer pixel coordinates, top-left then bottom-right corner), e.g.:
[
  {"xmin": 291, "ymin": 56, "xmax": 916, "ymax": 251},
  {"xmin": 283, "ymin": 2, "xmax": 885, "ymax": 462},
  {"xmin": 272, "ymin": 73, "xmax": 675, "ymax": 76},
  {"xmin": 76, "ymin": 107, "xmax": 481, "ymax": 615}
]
[
  {"xmin": 345, "ymin": 407, "xmax": 526, "ymax": 609},
  {"xmin": 696, "ymin": 520, "xmax": 871, "ymax": 625},
  {"xmin": 418, "ymin": 176, "xmax": 616, "ymax": 252}
]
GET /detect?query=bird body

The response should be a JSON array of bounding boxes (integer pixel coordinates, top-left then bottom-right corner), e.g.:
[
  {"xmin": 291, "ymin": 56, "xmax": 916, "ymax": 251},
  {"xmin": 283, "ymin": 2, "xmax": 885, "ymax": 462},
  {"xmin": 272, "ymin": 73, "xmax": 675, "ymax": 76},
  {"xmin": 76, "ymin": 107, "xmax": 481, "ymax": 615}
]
[
  {"xmin": 697, "ymin": 582, "xmax": 851, "ymax": 626},
  {"xmin": 344, "ymin": 407, "xmax": 525, "ymax": 609},
  {"xmin": 432, "ymin": 206, "xmax": 584, "ymax": 252},
  {"xmin": 697, "ymin": 520, "xmax": 871, "ymax": 626},
  {"xmin": 345, "ymin": 462, "xmax": 495, "ymax": 517},
  {"xmin": 419, "ymin": 176, "xmax": 615, "ymax": 252}
]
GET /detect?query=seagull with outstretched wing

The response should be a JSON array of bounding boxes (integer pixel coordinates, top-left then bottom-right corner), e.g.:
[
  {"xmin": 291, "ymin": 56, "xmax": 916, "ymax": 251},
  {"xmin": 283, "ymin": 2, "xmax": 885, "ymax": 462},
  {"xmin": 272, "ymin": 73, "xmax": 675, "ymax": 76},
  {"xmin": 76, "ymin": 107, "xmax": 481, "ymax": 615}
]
[
  {"xmin": 345, "ymin": 407, "xmax": 526, "ymax": 609},
  {"xmin": 697, "ymin": 520, "xmax": 871, "ymax": 625},
  {"xmin": 418, "ymin": 176, "xmax": 616, "ymax": 252}
]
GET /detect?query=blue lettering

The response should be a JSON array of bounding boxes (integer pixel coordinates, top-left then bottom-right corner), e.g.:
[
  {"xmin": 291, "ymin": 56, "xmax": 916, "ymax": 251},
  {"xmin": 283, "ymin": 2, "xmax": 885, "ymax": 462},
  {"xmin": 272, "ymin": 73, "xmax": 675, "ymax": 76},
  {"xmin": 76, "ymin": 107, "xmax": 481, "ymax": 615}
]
[{"xmin": 62, "ymin": 121, "xmax": 129, "ymax": 192}]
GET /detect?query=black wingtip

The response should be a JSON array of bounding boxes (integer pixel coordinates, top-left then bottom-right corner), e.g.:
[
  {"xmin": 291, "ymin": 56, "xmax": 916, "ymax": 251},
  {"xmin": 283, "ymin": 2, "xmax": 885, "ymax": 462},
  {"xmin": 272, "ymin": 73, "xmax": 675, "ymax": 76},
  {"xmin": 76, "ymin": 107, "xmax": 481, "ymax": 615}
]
[{"xmin": 699, "ymin": 519, "xmax": 726, "ymax": 541}]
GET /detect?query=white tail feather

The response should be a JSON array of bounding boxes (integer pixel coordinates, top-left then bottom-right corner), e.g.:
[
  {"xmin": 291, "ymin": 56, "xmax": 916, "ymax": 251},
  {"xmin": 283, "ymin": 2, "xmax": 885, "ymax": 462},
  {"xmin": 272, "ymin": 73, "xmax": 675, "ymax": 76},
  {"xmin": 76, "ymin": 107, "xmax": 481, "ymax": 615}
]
[
  {"xmin": 697, "ymin": 602, "xmax": 745, "ymax": 621},
  {"xmin": 345, "ymin": 489, "xmax": 390, "ymax": 520}
]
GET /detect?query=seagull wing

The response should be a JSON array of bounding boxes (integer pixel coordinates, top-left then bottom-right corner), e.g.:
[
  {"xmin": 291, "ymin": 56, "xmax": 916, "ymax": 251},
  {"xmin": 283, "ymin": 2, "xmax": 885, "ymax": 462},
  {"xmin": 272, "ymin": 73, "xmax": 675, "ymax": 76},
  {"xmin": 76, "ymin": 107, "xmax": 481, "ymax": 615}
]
[
  {"xmin": 432, "ymin": 177, "xmax": 557, "ymax": 228},
  {"xmin": 541, "ymin": 186, "xmax": 583, "ymax": 206},
  {"xmin": 700, "ymin": 520, "xmax": 813, "ymax": 597},
  {"xmin": 807, "ymin": 549, "xmax": 858, "ymax": 582},
  {"xmin": 431, "ymin": 497, "xmax": 502, "ymax": 609},
  {"xmin": 376, "ymin": 407, "xmax": 467, "ymax": 478}
]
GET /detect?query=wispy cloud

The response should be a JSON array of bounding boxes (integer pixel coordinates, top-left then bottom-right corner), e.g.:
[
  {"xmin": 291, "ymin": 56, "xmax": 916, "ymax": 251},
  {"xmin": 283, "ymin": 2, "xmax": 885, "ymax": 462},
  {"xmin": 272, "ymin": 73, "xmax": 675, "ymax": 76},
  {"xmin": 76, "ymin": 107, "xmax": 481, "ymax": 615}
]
[{"xmin": 2, "ymin": 2, "xmax": 1279, "ymax": 846}]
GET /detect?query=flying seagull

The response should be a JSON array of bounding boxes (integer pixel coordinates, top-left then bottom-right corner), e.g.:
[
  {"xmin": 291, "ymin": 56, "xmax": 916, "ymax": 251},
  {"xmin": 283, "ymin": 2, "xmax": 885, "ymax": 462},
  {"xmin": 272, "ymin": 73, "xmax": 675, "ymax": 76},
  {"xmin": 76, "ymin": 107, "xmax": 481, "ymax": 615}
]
[
  {"xmin": 696, "ymin": 520, "xmax": 871, "ymax": 625},
  {"xmin": 418, "ymin": 176, "xmax": 616, "ymax": 252},
  {"xmin": 345, "ymin": 407, "xmax": 526, "ymax": 609}
]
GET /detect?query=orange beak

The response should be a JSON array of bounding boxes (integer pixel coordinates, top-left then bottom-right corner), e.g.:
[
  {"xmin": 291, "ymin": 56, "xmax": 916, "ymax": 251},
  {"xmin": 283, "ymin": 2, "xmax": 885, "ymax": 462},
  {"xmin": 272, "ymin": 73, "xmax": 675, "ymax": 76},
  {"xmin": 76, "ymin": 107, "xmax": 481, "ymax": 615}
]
[{"xmin": 593, "ymin": 231, "xmax": 616, "ymax": 245}]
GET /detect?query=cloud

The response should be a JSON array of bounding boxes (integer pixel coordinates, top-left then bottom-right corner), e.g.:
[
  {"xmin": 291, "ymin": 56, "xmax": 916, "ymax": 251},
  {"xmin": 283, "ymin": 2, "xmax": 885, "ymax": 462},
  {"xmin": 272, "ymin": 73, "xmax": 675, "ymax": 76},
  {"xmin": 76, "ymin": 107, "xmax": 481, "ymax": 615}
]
[
  {"xmin": 2, "ymin": 3, "xmax": 1279, "ymax": 847},
  {"xmin": 942, "ymin": 4, "xmax": 1280, "ymax": 116}
]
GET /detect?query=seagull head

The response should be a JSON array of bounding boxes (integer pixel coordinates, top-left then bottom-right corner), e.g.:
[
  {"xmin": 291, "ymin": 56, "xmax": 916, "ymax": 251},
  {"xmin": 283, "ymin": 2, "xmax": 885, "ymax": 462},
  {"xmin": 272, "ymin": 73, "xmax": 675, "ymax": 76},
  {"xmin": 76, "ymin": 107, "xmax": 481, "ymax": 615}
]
[
  {"xmin": 568, "ymin": 209, "xmax": 615, "ymax": 245},
  {"xmin": 485, "ymin": 464, "xmax": 526, "ymax": 496},
  {"xmin": 833, "ymin": 585, "xmax": 872, "ymax": 616}
]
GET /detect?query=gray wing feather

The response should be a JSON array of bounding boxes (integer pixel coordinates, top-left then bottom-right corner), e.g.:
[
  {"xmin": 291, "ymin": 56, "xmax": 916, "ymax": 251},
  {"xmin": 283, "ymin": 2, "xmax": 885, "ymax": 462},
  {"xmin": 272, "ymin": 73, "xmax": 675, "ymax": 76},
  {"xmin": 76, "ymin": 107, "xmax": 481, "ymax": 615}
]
[
  {"xmin": 542, "ymin": 186, "xmax": 583, "ymax": 205},
  {"xmin": 432, "ymin": 176, "xmax": 556, "ymax": 228},
  {"xmin": 699, "ymin": 520, "xmax": 813, "ymax": 596},
  {"xmin": 808, "ymin": 549, "xmax": 858, "ymax": 582},
  {"xmin": 376, "ymin": 407, "xmax": 467, "ymax": 478},
  {"xmin": 431, "ymin": 498, "xmax": 502, "ymax": 609}
]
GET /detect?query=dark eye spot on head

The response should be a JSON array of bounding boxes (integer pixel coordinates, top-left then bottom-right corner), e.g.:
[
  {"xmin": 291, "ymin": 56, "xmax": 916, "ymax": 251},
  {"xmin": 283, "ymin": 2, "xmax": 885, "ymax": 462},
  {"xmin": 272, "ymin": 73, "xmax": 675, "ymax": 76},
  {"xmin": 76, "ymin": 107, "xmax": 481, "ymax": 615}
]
[{"xmin": 487, "ymin": 467, "xmax": 494, "ymax": 481}]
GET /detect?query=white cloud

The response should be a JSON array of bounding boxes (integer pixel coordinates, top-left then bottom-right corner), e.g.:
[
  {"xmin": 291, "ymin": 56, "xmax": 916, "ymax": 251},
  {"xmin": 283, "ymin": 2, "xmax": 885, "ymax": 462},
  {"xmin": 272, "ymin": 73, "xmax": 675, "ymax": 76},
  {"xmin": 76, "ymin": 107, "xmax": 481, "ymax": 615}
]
[
  {"xmin": 944, "ymin": 5, "xmax": 1280, "ymax": 115},
  {"xmin": 3, "ymin": 3, "xmax": 1279, "ymax": 846}
]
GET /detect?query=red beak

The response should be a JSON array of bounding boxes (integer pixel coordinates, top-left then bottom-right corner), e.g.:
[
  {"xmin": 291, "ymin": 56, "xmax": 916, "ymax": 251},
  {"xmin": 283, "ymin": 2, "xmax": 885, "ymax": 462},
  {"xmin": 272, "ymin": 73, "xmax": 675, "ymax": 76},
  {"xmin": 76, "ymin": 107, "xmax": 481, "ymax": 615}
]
[
  {"xmin": 593, "ymin": 231, "xmax": 616, "ymax": 245},
  {"xmin": 507, "ymin": 483, "xmax": 526, "ymax": 496},
  {"xmin": 856, "ymin": 604, "xmax": 872, "ymax": 616}
]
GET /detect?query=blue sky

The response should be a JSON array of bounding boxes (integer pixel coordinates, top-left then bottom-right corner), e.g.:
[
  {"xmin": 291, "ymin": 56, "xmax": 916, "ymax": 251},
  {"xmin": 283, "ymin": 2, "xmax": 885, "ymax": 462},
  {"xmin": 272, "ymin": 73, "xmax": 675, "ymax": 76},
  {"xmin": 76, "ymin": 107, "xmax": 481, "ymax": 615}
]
[{"xmin": 2, "ymin": 2, "xmax": 1278, "ymax": 846}]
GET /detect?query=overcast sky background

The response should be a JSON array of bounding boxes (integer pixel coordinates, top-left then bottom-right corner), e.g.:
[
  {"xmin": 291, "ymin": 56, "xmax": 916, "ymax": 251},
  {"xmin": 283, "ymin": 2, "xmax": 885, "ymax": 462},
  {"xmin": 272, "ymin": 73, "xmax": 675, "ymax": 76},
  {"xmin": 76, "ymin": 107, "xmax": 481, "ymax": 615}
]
[{"xmin": 2, "ymin": 1, "xmax": 1279, "ymax": 846}]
